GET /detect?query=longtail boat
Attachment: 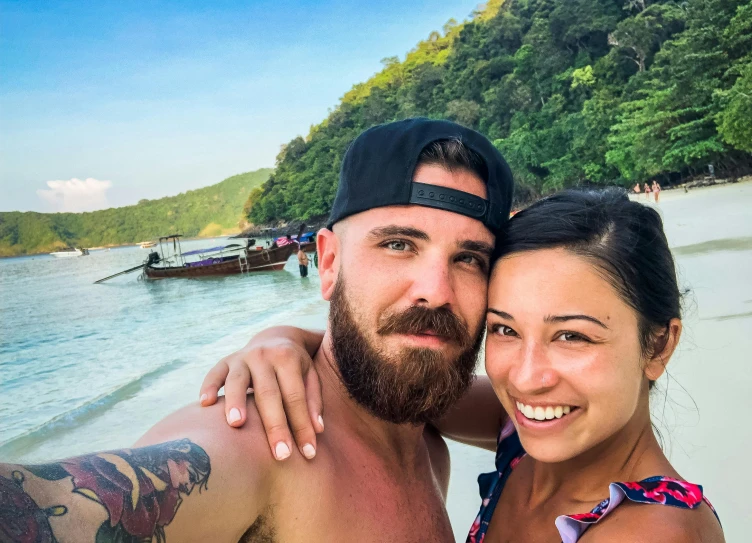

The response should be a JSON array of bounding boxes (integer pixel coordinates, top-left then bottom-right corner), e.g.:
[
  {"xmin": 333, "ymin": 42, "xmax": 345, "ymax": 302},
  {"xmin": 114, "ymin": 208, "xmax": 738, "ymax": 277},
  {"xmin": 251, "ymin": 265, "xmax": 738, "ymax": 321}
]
[
  {"xmin": 274, "ymin": 232, "xmax": 316, "ymax": 253},
  {"xmin": 142, "ymin": 235, "xmax": 296, "ymax": 279}
]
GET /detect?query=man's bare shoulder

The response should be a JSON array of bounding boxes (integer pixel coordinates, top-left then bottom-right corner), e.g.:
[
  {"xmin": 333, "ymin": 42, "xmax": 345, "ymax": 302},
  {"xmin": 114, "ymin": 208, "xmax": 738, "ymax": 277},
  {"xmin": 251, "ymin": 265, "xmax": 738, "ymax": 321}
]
[
  {"xmin": 137, "ymin": 395, "xmax": 277, "ymax": 476},
  {"xmin": 581, "ymin": 498, "xmax": 724, "ymax": 543},
  {"xmin": 0, "ymin": 396, "xmax": 281, "ymax": 542}
]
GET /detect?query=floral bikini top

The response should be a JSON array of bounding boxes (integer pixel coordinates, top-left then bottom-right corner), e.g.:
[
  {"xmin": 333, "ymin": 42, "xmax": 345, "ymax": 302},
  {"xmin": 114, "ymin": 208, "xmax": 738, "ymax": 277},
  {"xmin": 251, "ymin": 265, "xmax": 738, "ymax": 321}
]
[{"xmin": 467, "ymin": 419, "xmax": 720, "ymax": 543}]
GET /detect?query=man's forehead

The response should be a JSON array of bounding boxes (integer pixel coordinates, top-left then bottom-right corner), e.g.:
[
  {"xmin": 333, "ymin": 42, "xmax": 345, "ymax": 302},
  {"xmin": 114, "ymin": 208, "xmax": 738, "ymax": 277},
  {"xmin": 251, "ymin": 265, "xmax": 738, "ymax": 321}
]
[{"xmin": 343, "ymin": 204, "xmax": 495, "ymax": 245}]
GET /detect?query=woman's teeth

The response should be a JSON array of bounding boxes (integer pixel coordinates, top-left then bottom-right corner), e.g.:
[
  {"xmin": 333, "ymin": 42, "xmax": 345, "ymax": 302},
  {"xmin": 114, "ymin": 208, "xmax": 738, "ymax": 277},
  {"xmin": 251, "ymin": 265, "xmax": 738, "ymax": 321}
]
[{"xmin": 516, "ymin": 402, "xmax": 572, "ymax": 421}]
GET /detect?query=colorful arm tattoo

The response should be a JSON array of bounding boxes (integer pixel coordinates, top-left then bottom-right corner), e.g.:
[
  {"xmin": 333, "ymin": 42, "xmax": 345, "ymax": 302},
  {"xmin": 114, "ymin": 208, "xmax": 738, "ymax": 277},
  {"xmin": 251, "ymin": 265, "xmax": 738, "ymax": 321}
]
[{"xmin": 0, "ymin": 439, "xmax": 211, "ymax": 543}]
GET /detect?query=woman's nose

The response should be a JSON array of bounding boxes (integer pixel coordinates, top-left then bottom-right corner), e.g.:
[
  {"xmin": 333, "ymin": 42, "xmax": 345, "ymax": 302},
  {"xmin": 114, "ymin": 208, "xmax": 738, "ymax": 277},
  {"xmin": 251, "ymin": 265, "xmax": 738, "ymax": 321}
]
[{"xmin": 509, "ymin": 341, "xmax": 559, "ymax": 394}]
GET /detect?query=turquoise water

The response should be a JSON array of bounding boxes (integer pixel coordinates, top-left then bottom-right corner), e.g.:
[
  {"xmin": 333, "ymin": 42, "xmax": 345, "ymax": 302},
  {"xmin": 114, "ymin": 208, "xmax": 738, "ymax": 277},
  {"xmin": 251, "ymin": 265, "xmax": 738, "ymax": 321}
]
[
  {"xmin": 0, "ymin": 240, "xmax": 328, "ymax": 459},
  {"xmin": 1, "ymin": 182, "xmax": 751, "ymax": 541}
]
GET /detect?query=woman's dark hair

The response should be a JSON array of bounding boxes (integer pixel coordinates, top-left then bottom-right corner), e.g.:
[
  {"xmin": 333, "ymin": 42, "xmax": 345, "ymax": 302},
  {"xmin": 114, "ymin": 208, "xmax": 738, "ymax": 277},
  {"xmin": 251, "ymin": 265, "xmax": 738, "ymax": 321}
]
[{"xmin": 495, "ymin": 188, "xmax": 681, "ymax": 368}]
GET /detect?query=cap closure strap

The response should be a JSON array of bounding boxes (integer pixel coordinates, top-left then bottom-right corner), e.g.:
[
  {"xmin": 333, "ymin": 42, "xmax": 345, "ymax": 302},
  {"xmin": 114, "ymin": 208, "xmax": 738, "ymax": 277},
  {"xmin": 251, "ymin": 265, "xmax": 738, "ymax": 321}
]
[{"xmin": 409, "ymin": 182, "xmax": 488, "ymax": 222}]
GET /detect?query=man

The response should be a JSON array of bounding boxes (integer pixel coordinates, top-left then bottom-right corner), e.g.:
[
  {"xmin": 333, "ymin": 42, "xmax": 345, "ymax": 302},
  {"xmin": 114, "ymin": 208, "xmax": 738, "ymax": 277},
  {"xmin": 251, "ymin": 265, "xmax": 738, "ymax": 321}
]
[
  {"xmin": 0, "ymin": 118, "xmax": 513, "ymax": 541},
  {"xmin": 297, "ymin": 245, "xmax": 309, "ymax": 277}
]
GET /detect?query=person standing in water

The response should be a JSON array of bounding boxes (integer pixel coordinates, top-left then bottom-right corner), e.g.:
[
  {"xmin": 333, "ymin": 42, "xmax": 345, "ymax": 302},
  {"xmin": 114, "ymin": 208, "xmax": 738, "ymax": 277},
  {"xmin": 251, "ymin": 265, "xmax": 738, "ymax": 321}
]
[
  {"xmin": 633, "ymin": 183, "xmax": 641, "ymax": 196},
  {"xmin": 643, "ymin": 182, "xmax": 652, "ymax": 201},
  {"xmin": 297, "ymin": 245, "xmax": 309, "ymax": 277}
]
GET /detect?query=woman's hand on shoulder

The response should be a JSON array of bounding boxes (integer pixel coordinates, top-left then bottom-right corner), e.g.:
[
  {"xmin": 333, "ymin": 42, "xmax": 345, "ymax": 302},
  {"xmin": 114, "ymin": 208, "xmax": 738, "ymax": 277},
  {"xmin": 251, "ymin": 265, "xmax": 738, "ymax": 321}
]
[{"xmin": 199, "ymin": 326, "xmax": 326, "ymax": 461}]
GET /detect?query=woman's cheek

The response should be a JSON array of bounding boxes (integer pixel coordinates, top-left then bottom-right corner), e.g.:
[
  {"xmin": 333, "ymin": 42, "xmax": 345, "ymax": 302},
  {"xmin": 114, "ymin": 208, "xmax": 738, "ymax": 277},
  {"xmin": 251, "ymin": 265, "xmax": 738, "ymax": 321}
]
[{"xmin": 484, "ymin": 340, "xmax": 514, "ymax": 396}]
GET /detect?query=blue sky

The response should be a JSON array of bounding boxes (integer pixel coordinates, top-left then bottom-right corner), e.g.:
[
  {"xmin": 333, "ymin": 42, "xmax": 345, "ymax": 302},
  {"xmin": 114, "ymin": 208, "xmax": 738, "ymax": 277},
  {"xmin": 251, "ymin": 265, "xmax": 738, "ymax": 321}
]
[{"xmin": 0, "ymin": 0, "xmax": 482, "ymax": 212}]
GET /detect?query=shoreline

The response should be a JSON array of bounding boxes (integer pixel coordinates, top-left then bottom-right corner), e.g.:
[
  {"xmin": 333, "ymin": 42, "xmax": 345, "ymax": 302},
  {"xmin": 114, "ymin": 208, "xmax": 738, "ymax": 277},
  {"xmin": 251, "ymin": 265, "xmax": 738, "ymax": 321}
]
[
  {"xmin": 629, "ymin": 176, "xmax": 752, "ymax": 203},
  {"xmin": 0, "ymin": 233, "xmax": 253, "ymax": 260},
  {"xmin": 5, "ymin": 177, "xmax": 750, "ymax": 259}
]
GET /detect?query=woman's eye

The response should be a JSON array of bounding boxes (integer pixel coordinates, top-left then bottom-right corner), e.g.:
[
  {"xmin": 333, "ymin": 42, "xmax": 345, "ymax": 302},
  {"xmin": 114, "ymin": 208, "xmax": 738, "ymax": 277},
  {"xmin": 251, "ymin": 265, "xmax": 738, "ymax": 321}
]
[
  {"xmin": 556, "ymin": 332, "xmax": 588, "ymax": 343},
  {"xmin": 492, "ymin": 324, "xmax": 518, "ymax": 337}
]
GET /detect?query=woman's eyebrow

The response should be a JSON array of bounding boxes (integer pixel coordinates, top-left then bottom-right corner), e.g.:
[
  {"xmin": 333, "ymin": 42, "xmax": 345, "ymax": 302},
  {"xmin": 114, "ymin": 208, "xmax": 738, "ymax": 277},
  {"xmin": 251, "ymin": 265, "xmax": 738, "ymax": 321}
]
[
  {"xmin": 544, "ymin": 314, "xmax": 609, "ymax": 329},
  {"xmin": 487, "ymin": 310, "xmax": 610, "ymax": 330},
  {"xmin": 487, "ymin": 308, "xmax": 514, "ymax": 319}
]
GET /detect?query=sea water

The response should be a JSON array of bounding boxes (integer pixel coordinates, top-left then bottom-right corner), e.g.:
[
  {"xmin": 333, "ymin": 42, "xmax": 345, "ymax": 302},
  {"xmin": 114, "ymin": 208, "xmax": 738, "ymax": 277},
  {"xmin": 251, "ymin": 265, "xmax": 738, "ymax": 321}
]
[{"xmin": 1, "ymin": 182, "xmax": 751, "ymax": 541}]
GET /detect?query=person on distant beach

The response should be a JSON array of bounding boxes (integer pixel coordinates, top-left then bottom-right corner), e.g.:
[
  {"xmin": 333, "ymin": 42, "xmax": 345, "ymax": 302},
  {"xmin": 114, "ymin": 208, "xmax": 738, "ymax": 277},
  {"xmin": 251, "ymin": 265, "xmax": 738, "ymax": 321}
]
[
  {"xmin": 633, "ymin": 183, "xmax": 641, "ymax": 195},
  {"xmin": 205, "ymin": 190, "xmax": 725, "ymax": 542},
  {"xmin": 0, "ymin": 119, "xmax": 512, "ymax": 542},
  {"xmin": 644, "ymin": 182, "xmax": 652, "ymax": 201},
  {"xmin": 297, "ymin": 245, "xmax": 309, "ymax": 277},
  {"xmin": 653, "ymin": 180, "xmax": 662, "ymax": 203}
]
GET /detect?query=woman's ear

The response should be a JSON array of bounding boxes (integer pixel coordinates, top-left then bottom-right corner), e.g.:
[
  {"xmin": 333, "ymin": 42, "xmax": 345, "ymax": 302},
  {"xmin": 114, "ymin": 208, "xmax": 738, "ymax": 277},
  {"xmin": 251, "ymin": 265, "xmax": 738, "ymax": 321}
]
[
  {"xmin": 644, "ymin": 318, "xmax": 682, "ymax": 381},
  {"xmin": 317, "ymin": 228, "xmax": 340, "ymax": 301}
]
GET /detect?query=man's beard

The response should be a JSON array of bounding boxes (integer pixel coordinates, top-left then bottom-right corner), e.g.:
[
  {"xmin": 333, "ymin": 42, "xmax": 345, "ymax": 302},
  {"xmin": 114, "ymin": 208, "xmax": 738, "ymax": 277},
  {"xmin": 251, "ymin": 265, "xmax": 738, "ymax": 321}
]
[{"xmin": 329, "ymin": 278, "xmax": 482, "ymax": 425}]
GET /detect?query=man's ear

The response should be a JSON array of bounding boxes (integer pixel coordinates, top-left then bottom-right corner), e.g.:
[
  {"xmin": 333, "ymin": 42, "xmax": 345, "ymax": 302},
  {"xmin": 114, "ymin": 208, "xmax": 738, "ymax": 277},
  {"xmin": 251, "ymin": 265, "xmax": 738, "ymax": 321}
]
[
  {"xmin": 644, "ymin": 318, "xmax": 682, "ymax": 382},
  {"xmin": 317, "ymin": 228, "xmax": 340, "ymax": 301}
]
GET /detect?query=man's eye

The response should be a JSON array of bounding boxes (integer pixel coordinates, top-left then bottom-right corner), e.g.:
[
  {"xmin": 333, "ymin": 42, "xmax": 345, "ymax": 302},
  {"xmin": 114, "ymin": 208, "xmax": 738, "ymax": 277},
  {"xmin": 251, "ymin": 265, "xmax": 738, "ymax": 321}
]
[
  {"xmin": 385, "ymin": 240, "xmax": 408, "ymax": 251},
  {"xmin": 457, "ymin": 253, "xmax": 488, "ymax": 270}
]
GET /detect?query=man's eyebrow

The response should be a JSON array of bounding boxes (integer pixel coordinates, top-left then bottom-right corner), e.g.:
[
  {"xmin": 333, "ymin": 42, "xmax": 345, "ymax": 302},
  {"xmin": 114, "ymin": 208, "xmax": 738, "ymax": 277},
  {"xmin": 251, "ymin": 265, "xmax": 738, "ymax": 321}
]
[
  {"xmin": 544, "ymin": 314, "xmax": 609, "ymax": 329},
  {"xmin": 487, "ymin": 308, "xmax": 514, "ymax": 319},
  {"xmin": 366, "ymin": 226, "xmax": 430, "ymax": 241},
  {"xmin": 459, "ymin": 240, "xmax": 494, "ymax": 257}
]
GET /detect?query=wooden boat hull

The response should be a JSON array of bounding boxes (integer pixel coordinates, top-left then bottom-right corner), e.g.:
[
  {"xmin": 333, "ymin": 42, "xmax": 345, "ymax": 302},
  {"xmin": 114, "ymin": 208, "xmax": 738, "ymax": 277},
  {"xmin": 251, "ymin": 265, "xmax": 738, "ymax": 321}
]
[{"xmin": 144, "ymin": 244, "xmax": 296, "ymax": 278}]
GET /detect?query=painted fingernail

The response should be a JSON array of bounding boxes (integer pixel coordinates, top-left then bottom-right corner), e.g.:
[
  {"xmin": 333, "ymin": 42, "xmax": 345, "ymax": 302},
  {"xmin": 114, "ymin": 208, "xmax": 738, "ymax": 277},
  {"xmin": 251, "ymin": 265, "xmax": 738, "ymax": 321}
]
[
  {"xmin": 227, "ymin": 408, "xmax": 241, "ymax": 424},
  {"xmin": 199, "ymin": 393, "xmax": 208, "ymax": 404},
  {"xmin": 275, "ymin": 442, "xmax": 291, "ymax": 460},
  {"xmin": 302, "ymin": 444, "xmax": 316, "ymax": 459},
  {"xmin": 318, "ymin": 415, "xmax": 324, "ymax": 430}
]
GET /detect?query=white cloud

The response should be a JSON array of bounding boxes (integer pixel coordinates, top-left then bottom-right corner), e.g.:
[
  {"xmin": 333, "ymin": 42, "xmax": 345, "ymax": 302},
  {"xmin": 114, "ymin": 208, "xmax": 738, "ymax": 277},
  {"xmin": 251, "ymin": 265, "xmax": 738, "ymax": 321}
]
[{"xmin": 36, "ymin": 178, "xmax": 113, "ymax": 212}]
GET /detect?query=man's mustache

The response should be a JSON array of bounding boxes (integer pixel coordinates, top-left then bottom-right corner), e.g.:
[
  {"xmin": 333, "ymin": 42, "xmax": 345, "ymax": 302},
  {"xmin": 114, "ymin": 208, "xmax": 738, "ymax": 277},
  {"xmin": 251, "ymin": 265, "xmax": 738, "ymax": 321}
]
[{"xmin": 376, "ymin": 306, "xmax": 472, "ymax": 348}]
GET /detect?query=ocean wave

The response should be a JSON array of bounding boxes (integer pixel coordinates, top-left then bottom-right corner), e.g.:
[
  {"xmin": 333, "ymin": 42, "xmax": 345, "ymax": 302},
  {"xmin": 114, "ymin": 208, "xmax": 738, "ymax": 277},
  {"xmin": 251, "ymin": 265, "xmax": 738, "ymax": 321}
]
[{"xmin": 0, "ymin": 357, "xmax": 189, "ymax": 460}]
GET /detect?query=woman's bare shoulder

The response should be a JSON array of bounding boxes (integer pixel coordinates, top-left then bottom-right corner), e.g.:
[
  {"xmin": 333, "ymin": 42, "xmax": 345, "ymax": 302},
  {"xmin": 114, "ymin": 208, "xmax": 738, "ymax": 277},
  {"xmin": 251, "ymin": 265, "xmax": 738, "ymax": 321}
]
[
  {"xmin": 580, "ymin": 502, "xmax": 725, "ymax": 543},
  {"xmin": 580, "ymin": 498, "xmax": 724, "ymax": 543}
]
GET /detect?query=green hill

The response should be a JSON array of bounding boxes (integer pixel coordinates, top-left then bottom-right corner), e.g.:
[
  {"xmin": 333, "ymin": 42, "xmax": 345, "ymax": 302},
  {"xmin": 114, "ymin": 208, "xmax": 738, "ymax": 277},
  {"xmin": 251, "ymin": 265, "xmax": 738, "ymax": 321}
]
[
  {"xmin": 0, "ymin": 168, "xmax": 272, "ymax": 257},
  {"xmin": 246, "ymin": 0, "xmax": 752, "ymax": 224}
]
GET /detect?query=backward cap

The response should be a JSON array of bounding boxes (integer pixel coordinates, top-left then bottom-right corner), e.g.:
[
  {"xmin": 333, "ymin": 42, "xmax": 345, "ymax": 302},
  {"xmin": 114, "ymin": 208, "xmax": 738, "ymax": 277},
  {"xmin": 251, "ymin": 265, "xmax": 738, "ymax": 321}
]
[{"xmin": 328, "ymin": 118, "xmax": 514, "ymax": 234}]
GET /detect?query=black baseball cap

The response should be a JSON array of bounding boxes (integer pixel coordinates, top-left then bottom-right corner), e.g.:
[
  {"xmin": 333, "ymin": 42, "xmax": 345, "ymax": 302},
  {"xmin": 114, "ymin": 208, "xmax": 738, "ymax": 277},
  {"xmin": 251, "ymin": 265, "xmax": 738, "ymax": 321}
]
[{"xmin": 327, "ymin": 118, "xmax": 514, "ymax": 235}]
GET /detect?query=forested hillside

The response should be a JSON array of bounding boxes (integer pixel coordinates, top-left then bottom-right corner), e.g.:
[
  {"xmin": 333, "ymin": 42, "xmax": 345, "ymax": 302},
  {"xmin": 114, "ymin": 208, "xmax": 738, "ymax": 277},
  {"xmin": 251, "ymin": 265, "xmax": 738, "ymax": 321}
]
[
  {"xmin": 247, "ymin": 0, "xmax": 752, "ymax": 224},
  {"xmin": 0, "ymin": 169, "xmax": 271, "ymax": 257}
]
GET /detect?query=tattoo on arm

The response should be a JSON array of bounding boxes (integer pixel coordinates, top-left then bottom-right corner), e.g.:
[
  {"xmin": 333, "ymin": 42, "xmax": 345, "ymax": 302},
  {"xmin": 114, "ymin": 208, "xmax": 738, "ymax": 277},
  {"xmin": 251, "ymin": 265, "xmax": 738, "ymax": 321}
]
[
  {"xmin": 0, "ymin": 470, "xmax": 67, "ymax": 542},
  {"xmin": 0, "ymin": 439, "xmax": 211, "ymax": 543}
]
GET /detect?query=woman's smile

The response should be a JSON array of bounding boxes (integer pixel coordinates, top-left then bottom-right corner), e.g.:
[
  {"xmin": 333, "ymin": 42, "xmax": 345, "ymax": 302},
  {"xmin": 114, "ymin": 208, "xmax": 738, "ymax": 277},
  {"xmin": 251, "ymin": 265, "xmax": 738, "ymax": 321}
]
[{"xmin": 512, "ymin": 397, "xmax": 582, "ymax": 432}]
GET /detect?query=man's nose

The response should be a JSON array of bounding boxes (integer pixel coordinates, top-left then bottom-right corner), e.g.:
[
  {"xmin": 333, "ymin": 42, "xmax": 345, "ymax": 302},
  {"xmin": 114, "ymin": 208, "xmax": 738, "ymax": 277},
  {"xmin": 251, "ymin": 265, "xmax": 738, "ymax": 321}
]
[
  {"xmin": 406, "ymin": 257, "xmax": 456, "ymax": 309},
  {"xmin": 509, "ymin": 340, "xmax": 559, "ymax": 394}
]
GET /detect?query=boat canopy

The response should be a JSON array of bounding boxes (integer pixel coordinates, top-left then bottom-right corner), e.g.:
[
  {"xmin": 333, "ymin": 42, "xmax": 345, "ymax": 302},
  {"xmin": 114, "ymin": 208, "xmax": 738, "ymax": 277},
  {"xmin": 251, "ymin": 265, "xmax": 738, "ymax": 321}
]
[
  {"xmin": 274, "ymin": 232, "xmax": 314, "ymax": 242},
  {"xmin": 180, "ymin": 243, "xmax": 243, "ymax": 257}
]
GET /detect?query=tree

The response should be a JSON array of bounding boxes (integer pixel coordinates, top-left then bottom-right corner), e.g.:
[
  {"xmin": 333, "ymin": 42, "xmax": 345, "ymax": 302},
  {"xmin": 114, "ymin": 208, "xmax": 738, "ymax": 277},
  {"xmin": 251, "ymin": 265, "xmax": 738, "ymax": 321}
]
[{"xmin": 717, "ymin": 61, "xmax": 752, "ymax": 152}]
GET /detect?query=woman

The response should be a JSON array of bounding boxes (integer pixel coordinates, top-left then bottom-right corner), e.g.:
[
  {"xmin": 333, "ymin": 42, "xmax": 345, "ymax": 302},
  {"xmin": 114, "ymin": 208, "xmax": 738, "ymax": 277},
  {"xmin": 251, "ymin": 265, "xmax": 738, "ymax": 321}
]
[
  {"xmin": 643, "ymin": 182, "xmax": 652, "ymax": 201},
  {"xmin": 200, "ymin": 189, "xmax": 723, "ymax": 542},
  {"xmin": 653, "ymin": 180, "xmax": 662, "ymax": 203}
]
